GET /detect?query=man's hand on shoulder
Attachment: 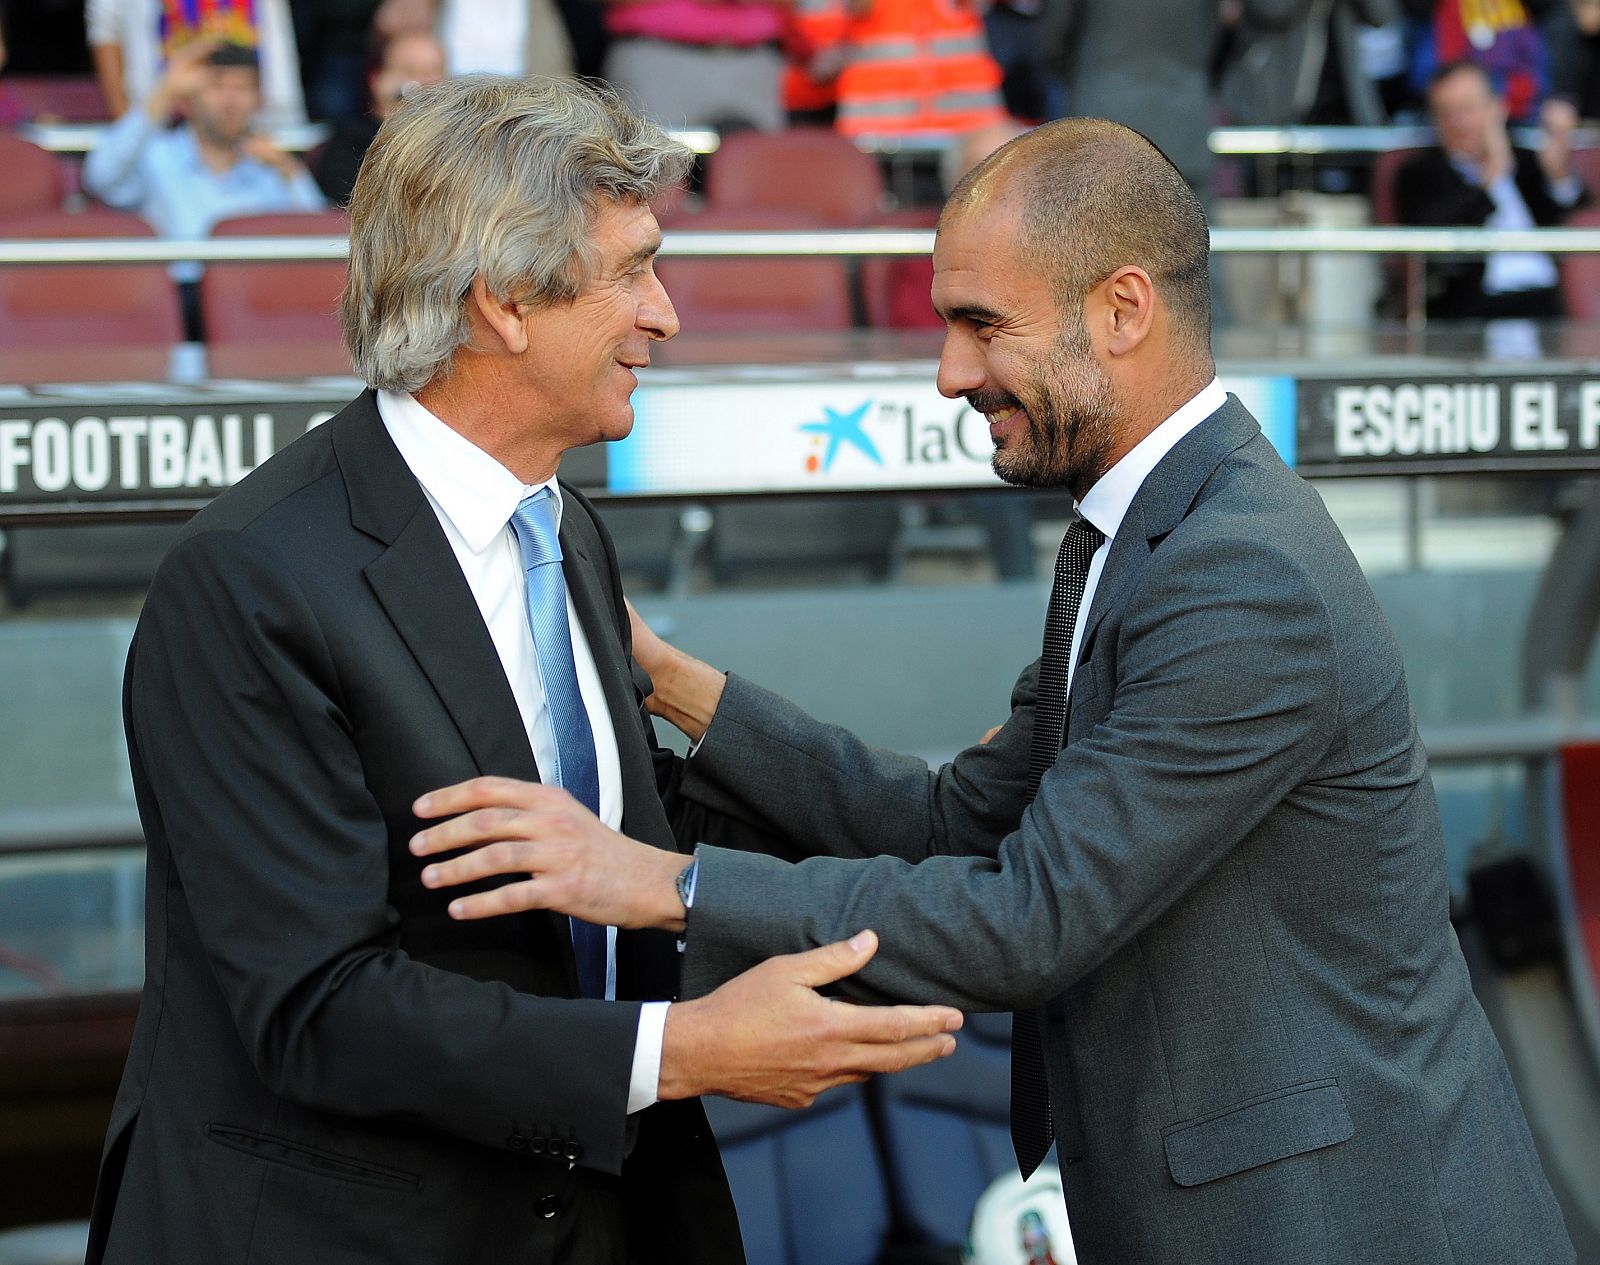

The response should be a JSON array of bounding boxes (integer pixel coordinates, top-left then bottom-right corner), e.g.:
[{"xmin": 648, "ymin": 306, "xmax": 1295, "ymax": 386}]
[
  {"xmin": 412, "ymin": 777, "xmax": 689, "ymax": 930},
  {"xmin": 658, "ymin": 930, "xmax": 963, "ymax": 1108},
  {"xmin": 626, "ymin": 598, "xmax": 726, "ymax": 742}
]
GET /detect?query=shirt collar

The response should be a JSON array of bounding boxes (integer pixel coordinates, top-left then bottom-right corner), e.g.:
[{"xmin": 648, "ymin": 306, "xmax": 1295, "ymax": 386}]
[
  {"xmin": 375, "ymin": 388, "xmax": 560, "ymax": 554},
  {"xmin": 1077, "ymin": 378, "xmax": 1227, "ymax": 544}
]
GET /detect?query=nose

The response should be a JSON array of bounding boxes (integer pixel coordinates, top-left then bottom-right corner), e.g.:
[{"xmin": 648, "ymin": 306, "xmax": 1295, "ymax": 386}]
[
  {"xmin": 936, "ymin": 328, "xmax": 984, "ymax": 400},
  {"xmin": 640, "ymin": 266, "xmax": 680, "ymax": 342}
]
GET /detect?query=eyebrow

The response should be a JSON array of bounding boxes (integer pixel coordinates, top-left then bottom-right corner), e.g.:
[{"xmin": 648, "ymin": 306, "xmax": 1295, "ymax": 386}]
[
  {"xmin": 941, "ymin": 303, "xmax": 1005, "ymax": 326},
  {"xmin": 615, "ymin": 239, "xmax": 662, "ymax": 273}
]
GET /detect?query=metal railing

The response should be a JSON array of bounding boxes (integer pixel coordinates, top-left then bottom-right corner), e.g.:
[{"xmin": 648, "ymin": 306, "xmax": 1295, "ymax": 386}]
[
  {"xmin": 3, "ymin": 224, "xmax": 1599, "ymax": 330},
  {"xmin": 20, "ymin": 120, "xmax": 1600, "ymax": 160},
  {"xmin": 4, "ymin": 225, "xmax": 1600, "ymax": 264}
]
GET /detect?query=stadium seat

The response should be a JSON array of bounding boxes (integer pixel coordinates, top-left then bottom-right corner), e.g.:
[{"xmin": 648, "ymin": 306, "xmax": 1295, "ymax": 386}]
[
  {"xmin": 868, "ymin": 1010, "xmax": 1034, "ymax": 1254},
  {"xmin": 0, "ymin": 210, "xmax": 182, "ymax": 349},
  {"xmin": 4, "ymin": 75, "xmax": 110, "ymax": 122},
  {"xmin": 701, "ymin": 1087, "xmax": 893, "ymax": 1265},
  {"xmin": 656, "ymin": 209, "xmax": 854, "ymax": 335},
  {"xmin": 201, "ymin": 210, "xmax": 351, "ymax": 373},
  {"xmin": 1569, "ymin": 147, "xmax": 1600, "ymax": 203},
  {"xmin": 1560, "ymin": 206, "xmax": 1600, "ymax": 322},
  {"xmin": 705, "ymin": 128, "xmax": 886, "ymax": 226},
  {"xmin": 860, "ymin": 208, "xmax": 941, "ymax": 330},
  {"xmin": 0, "ymin": 135, "xmax": 65, "ymax": 217},
  {"xmin": 1367, "ymin": 146, "xmax": 1428, "ymax": 228}
]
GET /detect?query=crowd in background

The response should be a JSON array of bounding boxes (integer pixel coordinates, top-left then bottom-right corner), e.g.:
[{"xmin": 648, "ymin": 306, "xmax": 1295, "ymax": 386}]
[{"xmin": 0, "ymin": 0, "xmax": 1596, "ymax": 329}]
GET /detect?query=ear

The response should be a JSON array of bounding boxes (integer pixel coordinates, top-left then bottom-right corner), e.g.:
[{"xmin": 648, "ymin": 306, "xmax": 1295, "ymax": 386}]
[
  {"xmin": 469, "ymin": 275, "xmax": 529, "ymax": 356},
  {"xmin": 1097, "ymin": 265, "xmax": 1157, "ymax": 359}
]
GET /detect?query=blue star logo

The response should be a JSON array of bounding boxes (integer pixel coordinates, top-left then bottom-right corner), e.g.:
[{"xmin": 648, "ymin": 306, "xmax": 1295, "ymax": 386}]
[{"xmin": 799, "ymin": 401, "xmax": 883, "ymax": 471}]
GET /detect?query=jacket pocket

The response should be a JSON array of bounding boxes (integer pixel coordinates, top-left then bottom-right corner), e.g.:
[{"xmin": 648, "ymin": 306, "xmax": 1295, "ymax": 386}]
[
  {"xmin": 206, "ymin": 1124, "xmax": 421, "ymax": 1193},
  {"xmin": 1161, "ymin": 1079, "xmax": 1353, "ymax": 1188}
]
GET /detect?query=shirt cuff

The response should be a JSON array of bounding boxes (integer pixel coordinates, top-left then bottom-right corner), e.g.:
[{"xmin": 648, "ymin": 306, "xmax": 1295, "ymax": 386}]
[{"xmin": 627, "ymin": 1001, "xmax": 670, "ymax": 1114}]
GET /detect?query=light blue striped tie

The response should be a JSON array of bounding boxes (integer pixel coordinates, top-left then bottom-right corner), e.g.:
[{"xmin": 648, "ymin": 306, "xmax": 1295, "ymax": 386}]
[{"xmin": 509, "ymin": 488, "xmax": 608, "ymax": 999}]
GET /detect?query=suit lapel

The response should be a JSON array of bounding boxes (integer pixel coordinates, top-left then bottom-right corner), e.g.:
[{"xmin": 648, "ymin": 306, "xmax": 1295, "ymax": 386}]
[
  {"xmin": 331, "ymin": 392, "xmax": 539, "ymax": 785},
  {"xmin": 559, "ymin": 508, "xmax": 677, "ymax": 853},
  {"xmin": 1075, "ymin": 396, "xmax": 1262, "ymax": 663}
]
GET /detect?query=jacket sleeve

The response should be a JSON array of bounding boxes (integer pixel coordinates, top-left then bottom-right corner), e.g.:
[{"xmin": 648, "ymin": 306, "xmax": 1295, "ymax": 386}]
[
  {"xmin": 128, "ymin": 528, "xmax": 644, "ymax": 1174},
  {"xmin": 678, "ymin": 531, "xmax": 1339, "ymax": 1012}
]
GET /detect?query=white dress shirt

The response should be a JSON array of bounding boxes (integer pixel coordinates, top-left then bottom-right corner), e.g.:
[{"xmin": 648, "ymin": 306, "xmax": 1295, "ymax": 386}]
[
  {"xmin": 377, "ymin": 389, "xmax": 666, "ymax": 1114},
  {"xmin": 1067, "ymin": 379, "xmax": 1229, "ymax": 690}
]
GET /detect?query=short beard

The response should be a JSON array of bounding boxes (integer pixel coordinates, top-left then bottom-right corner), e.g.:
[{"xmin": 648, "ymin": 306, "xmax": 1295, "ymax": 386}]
[{"xmin": 990, "ymin": 320, "xmax": 1119, "ymax": 491}]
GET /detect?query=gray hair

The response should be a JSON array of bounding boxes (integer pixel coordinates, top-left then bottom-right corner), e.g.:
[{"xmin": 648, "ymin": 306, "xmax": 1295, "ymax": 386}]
[{"xmin": 340, "ymin": 75, "xmax": 693, "ymax": 392}]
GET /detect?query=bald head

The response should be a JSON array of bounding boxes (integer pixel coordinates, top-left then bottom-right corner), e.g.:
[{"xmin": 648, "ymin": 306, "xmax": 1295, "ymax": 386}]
[{"xmin": 943, "ymin": 119, "xmax": 1213, "ymax": 357}]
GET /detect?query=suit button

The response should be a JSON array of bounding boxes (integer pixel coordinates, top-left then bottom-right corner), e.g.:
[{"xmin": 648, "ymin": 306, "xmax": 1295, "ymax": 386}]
[
  {"xmin": 530, "ymin": 1136, "xmax": 548, "ymax": 1156},
  {"xmin": 537, "ymin": 1194, "xmax": 563, "ymax": 1219},
  {"xmin": 563, "ymin": 1142, "xmax": 582, "ymax": 1161},
  {"xmin": 506, "ymin": 1134, "xmax": 529, "ymax": 1152}
]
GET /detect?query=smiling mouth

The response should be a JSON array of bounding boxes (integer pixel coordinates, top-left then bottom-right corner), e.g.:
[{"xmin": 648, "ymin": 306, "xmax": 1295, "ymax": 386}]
[{"xmin": 987, "ymin": 405, "xmax": 1022, "ymax": 425}]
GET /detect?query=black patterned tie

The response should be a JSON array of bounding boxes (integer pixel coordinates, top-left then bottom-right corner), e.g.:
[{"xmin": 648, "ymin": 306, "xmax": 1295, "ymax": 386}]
[{"xmin": 1011, "ymin": 515, "xmax": 1103, "ymax": 1178}]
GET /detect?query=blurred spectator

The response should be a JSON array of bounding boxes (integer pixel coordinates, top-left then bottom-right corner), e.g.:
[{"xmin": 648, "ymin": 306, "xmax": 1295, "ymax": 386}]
[
  {"xmin": 374, "ymin": 0, "xmax": 573, "ymax": 80},
  {"xmin": 87, "ymin": 0, "xmax": 306, "ymax": 127},
  {"xmin": 1221, "ymin": 0, "xmax": 1400, "ymax": 126},
  {"xmin": 782, "ymin": 0, "xmax": 844, "ymax": 125},
  {"xmin": 288, "ymin": 0, "xmax": 382, "ymax": 120},
  {"xmin": 600, "ymin": 0, "xmax": 784, "ymax": 130},
  {"xmin": 82, "ymin": 39, "xmax": 324, "ymax": 337},
  {"xmin": 1545, "ymin": 0, "xmax": 1600, "ymax": 122},
  {"xmin": 983, "ymin": 0, "xmax": 1066, "ymax": 122},
  {"xmin": 1396, "ymin": 57, "xmax": 1590, "ymax": 318},
  {"xmin": 1037, "ymin": 0, "xmax": 1311, "ymax": 204},
  {"xmin": 798, "ymin": 0, "xmax": 1007, "ymax": 139},
  {"xmin": 1404, "ymin": 0, "xmax": 1548, "ymax": 123},
  {"xmin": 312, "ymin": 29, "xmax": 444, "ymax": 203}
]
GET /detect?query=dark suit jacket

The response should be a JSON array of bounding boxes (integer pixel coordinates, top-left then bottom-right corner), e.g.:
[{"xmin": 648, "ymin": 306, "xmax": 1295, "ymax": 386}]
[
  {"xmin": 88, "ymin": 391, "xmax": 743, "ymax": 1265},
  {"xmin": 1395, "ymin": 146, "xmax": 1590, "ymax": 318},
  {"xmin": 672, "ymin": 399, "xmax": 1571, "ymax": 1263}
]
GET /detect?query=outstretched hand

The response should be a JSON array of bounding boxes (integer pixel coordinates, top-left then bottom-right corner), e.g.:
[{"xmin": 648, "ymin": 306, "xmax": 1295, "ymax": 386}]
[
  {"xmin": 660, "ymin": 930, "xmax": 964, "ymax": 1108},
  {"xmin": 412, "ymin": 777, "xmax": 687, "ymax": 930}
]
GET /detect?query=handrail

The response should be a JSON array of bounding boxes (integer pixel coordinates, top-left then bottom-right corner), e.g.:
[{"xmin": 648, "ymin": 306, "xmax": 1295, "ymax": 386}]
[
  {"xmin": 20, "ymin": 120, "xmax": 1600, "ymax": 158},
  {"xmin": 5, "ymin": 225, "xmax": 1600, "ymax": 265},
  {"xmin": 18, "ymin": 120, "xmax": 726, "ymax": 155}
]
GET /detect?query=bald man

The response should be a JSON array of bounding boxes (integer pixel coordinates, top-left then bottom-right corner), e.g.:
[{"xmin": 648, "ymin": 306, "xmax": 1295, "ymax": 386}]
[{"xmin": 413, "ymin": 119, "xmax": 1572, "ymax": 1264}]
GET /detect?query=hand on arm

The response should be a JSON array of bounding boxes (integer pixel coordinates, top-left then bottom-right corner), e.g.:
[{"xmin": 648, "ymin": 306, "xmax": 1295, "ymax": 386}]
[
  {"xmin": 411, "ymin": 778, "xmax": 963, "ymax": 1109},
  {"xmin": 240, "ymin": 133, "xmax": 308, "ymax": 181},
  {"xmin": 659, "ymin": 931, "xmax": 962, "ymax": 1108},
  {"xmin": 627, "ymin": 599, "xmax": 726, "ymax": 742},
  {"xmin": 413, "ymin": 776, "xmax": 690, "ymax": 930}
]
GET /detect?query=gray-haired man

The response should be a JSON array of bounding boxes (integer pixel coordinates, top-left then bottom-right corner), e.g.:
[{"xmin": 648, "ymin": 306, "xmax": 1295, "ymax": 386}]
[{"xmin": 88, "ymin": 75, "xmax": 960, "ymax": 1265}]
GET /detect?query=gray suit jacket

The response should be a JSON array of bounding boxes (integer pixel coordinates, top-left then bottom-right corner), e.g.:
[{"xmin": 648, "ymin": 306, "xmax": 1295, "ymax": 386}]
[{"xmin": 674, "ymin": 399, "xmax": 1570, "ymax": 1264}]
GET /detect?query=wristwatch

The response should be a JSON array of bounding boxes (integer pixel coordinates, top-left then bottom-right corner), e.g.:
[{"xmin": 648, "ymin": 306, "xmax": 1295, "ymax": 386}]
[{"xmin": 675, "ymin": 853, "xmax": 699, "ymax": 918}]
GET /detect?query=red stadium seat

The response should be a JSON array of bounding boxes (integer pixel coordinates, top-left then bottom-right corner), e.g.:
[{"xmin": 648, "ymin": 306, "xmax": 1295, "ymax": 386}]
[
  {"xmin": 1369, "ymin": 145, "xmax": 1428, "ymax": 228},
  {"xmin": 656, "ymin": 209, "xmax": 854, "ymax": 334},
  {"xmin": 0, "ymin": 210, "xmax": 181, "ymax": 348},
  {"xmin": 704, "ymin": 127, "xmax": 886, "ymax": 226},
  {"xmin": 202, "ymin": 211, "xmax": 352, "ymax": 374},
  {"xmin": 4, "ymin": 75, "xmax": 112, "ymax": 122},
  {"xmin": 0, "ymin": 134, "xmax": 66, "ymax": 216},
  {"xmin": 859, "ymin": 207, "xmax": 941, "ymax": 330}
]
